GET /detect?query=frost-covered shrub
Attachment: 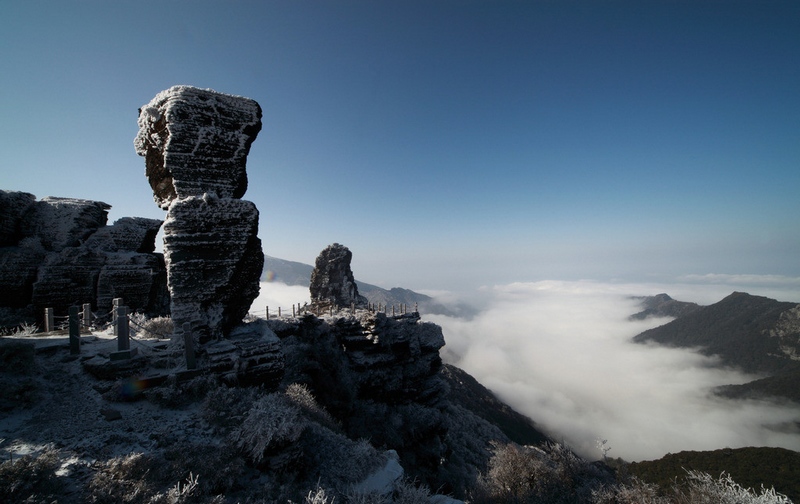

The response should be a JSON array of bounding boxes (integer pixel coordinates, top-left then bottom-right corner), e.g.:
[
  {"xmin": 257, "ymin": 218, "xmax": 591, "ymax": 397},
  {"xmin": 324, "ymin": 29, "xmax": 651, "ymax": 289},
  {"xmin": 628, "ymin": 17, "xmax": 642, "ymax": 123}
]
[
  {"xmin": 87, "ymin": 452, "xmax": 159, "ymax": 504},
  {"xmin": 674, "ymin": 470, "xmax": 792, "ymax": 504},
  {"xmin": 393, "ymin": 478, "xmax": 431, "ymax": 504},
  {"xmin": 304, "ymin": 485, "xmax": 335, "ymax": 504},
  {"xmin": 286, "ymin": 382, "xmax": 339, "ymax": 430},
  {"xmin": 0, "ymin": 448, "xmax": 63, "ymax": 503},
  {"xmin": 472, "ymin": 442, "xmax": 611, "ymax": 504},
  {"xmin": 234, "ymin": 392, "xmax": 307, "ymax": 465},
  {"xmin": 591, "ymin": 477, "xmax": 670, "ymax": 504},
  {"xmin": 88, "ymin": 449, "xmax": 235, "ymax": 504},
  {"xmin": 300, "ymin": 425, "xmax": 387, "ymax": 492},
  {"xmin": 343, "ymin": 488, "xmax": 389, "ymax": 504},
  {"xmin": 130, "ymin": 314, "xmax": 173, "ymax": 339},
  {"xmin": 202, "ymin": 382, "xmax": 261, "ymax": 430},
  {"xmin": 148, "ymin": 473, "xmax": 200, "ymax": 504}
]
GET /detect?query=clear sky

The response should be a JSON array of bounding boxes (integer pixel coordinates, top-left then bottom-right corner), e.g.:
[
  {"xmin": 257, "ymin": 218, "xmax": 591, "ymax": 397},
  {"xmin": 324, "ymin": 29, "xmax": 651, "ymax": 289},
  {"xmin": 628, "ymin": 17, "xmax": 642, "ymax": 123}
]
[{"xmin": 2, "ymin": 0, "xmax": 798, "ymax": 292}]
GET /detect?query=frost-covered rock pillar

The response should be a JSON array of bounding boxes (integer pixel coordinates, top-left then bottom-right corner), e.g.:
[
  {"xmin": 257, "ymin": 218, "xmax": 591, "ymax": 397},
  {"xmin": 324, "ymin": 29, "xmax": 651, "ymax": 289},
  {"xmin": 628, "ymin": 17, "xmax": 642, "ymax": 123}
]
[{"xmin": 135, "ymin": 85, "xmax": 263, "ymax": 342}]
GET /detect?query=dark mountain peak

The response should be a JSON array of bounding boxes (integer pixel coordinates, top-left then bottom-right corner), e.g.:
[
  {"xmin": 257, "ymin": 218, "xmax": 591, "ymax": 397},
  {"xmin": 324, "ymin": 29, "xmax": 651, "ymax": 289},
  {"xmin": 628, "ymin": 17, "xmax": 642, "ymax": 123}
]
[
  {"xmin": 629, "ymin": 293, "xmax": 701, "ymax": 321},
  {"xmin": 633, "ymin": 292, "xmax": 800, "ymax": 401}
]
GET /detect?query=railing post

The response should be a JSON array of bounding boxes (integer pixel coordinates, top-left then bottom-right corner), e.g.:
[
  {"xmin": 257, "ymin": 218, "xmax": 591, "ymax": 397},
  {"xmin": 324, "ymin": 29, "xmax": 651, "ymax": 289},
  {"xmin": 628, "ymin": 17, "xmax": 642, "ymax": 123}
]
[
  {"xmin": 183, "ymin": 322, "xmax": 196, "ymax": 370},
  {"xmin": 68, "ymin": 306, "xmax": 80, "ymax": 354},
  {"xmin": 82, "ymin": 303, "xmax": 91, "ymax": 330},
  {"xmin": 266, "ymin": 306, "xmax": 269, "ymax": 320},
  {"xmin": 116, "ymin": 305, "xmax": 129, "ymax": 352},
  {"xmin": 112, "ymin": 298, "xmax": 122, "ymax": 336},
  {"xmin": 44, "ymin": 307, "xmax": 54, "ymax": 333},
  {"xmin": 292, "ymin": 304, "xmax": 296, "ymax": 317},
  {"xmin": 278, "ymin": 306, "xmax": 281, "ymax": 318}
]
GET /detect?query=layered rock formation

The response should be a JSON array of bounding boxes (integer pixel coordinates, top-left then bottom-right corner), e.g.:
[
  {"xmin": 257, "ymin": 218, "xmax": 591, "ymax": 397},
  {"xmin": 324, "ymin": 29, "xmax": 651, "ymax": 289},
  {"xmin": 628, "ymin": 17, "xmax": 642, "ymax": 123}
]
[
  {"xmin": 270, "ymin": 309, "xmax": 449, "ymax": 488},
  {"xmin": 135, "ymin": 86, "xmax": 264, "ymax": 342},
  {"xmin": 134, "ymin": 85, "xmax": 262, "ymax": 209},
  {"xmin": 0, "ymin": 190, "xmax": 168, "ymax": 326},
  {"xmin": 309, "ymin": 243, "xmax": 368, "ymax": 309}
]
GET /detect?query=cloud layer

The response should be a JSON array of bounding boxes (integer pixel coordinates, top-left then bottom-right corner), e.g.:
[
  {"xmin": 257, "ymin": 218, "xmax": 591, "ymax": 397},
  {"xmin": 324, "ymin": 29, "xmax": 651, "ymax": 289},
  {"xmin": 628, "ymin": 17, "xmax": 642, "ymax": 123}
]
[{"xmin": 427, "ymin": 280, "xmax": 800, "ymax": 461}]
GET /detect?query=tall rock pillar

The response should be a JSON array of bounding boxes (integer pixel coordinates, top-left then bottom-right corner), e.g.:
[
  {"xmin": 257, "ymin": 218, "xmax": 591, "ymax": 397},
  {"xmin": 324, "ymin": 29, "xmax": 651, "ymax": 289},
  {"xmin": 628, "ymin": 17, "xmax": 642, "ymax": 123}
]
[{"xmin": 135, "ymin": 85, "xmax": 263, "ymax": 342}]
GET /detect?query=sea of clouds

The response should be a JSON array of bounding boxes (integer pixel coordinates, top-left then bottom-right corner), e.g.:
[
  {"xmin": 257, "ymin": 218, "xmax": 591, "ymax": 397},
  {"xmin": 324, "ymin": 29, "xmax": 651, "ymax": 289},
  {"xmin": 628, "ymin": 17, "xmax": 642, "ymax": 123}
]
[{"xmin": 252, "ymin": 276, "xmax": 800, "ymax": 462}]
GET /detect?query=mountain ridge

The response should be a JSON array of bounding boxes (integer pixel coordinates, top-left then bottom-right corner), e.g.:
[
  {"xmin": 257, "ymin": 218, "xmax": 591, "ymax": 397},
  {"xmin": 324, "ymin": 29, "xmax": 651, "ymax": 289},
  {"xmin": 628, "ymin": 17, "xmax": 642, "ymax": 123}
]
[{"xmin": 633, "ymin": 291, "xmax": 800, "ymax": 403}]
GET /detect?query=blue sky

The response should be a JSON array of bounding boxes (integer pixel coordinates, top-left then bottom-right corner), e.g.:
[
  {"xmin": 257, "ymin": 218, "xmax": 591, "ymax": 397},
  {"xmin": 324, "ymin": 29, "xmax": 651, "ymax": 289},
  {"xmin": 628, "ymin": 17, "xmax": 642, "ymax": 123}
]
[{"xmin": 2, "ymin": 0, "xmax": 799, "ymax": 293}]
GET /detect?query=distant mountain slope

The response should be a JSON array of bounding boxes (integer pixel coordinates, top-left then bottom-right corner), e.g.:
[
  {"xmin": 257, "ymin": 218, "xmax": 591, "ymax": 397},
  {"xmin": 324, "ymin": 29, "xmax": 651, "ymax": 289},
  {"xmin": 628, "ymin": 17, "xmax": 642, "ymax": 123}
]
[
  {"xmin": 263, "ymin": 255, "xmax": 475, "ymax": 318},
  {"xmin": 633, "ymin": 292, "xmax": 800, "ymax": 403},
  {"xmin": 440, "ymin": 363, "xmax": 550, "ymax": 447},
  {"xmin": 628, "ymin": 293, "xmax": 701, "ymax": 320},
  {"xmin": 262, "ymin": 255, "xmax": 314, "ymax": 286},
  {"xmin": 628, "ymin": 447, "xmax": 800, "ymax": 503}
]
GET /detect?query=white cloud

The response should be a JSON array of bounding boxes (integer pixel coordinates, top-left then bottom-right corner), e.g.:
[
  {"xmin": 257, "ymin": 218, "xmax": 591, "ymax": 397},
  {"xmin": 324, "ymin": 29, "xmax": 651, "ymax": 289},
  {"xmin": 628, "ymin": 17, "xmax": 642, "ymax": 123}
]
[
  {"xmin": 249, "ymin": 281, "xmax": 310, "ymax": 318},
  {"xmin": 427, "ymin": 280, "xmax": 800, "ymax": 461}
]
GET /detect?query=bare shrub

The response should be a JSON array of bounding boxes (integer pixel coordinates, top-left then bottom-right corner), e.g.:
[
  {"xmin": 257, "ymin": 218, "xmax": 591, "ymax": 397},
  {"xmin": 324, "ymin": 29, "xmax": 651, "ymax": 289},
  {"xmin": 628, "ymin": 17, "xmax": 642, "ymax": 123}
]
[
  {"xmin": 343, "ymin": 487, "xmax": 389, "ymax": 504},
  {"xmin": 87, "ymin": 452, "xmax": 159, "ymax": 503},
  {"xmin": 201, "ymin": 383, "xmax": 261, "ymax": 430},
  {"xmin": 393, "ymin": 478, "xmax": 431, "ymax": 504},
  {"xmin": 234, "ymin": 392, "xmax": 307, "ymax": 465},
  {"xmin": 0, "ymin": 448, "xmax": 63, "ymax": 503},
  {"xmin": 472, "ymin": 441, "xmax": 611, "ymax": 504},
  {"xmin": 304, "ymin": 485, "xmax": 335, "ymax": 504},
  {"xmin": 286, "ymin": 382, "xmax": 339, "ymax": 430},
  {"xmin": 148, "ymin": 472, "xmax": 200, "ymax": 504},
  {"xmin": 131, "ymin": 313, "xmax": 174, "ymax": 339},
  {"xmin": 673, "ymin": 470, "xmax": 792, "ymax": 504},
  {"xmin": 300, "ymin": 426, "xmax": 387, "ymax": 492},
  {"xmin": 591, "ymin": 477, "xmax": 670, "ymax": 504}
]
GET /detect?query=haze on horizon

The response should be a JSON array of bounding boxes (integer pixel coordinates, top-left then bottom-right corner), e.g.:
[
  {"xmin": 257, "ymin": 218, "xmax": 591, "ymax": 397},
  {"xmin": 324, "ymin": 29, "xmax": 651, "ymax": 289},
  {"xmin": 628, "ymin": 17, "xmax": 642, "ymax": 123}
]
[{"xmin": 2, "ymin": 1, "xmax": 798, "ymax": 293}]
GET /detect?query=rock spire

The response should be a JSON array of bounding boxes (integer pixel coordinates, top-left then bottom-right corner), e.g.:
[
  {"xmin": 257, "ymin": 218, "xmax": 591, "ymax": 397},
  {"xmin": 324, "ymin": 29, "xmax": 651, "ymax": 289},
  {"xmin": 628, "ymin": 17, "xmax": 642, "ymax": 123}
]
[
  {"xmin": 135, "ymin": 85, "xmax": 264, "ymax": 342},
  {"xmin": 309, "ymin": 243, "xmax": 368, "ymax": 309}
]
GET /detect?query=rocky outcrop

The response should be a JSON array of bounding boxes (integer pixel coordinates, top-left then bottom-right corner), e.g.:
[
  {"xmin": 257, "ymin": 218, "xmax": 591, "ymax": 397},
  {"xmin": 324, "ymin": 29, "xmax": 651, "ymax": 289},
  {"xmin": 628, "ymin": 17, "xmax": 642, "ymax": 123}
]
[
  {"xmin": 134, "ymin": 85, "xmax": 262, "ymax": 210},
  {"xmin": 335, "ymin": 312, "xmax": 446, "ymax": 405},
  {"xmin": 163, "ymin": 195, "xmax": 263, "ymax": 341},
  {"xmin": 272, "ymin": 309, "xmax": 449, "ymax": 489},
  {"xmin": 309, "ymin": 243, "xmax": 368, "ymax": 309},
  {"xmin": 135, "ymin": 86, "xmax": 264, "ymax": 342},
  {"xmin": 0, "ymin": 191, "xmax": 169, "ymax": 327}
]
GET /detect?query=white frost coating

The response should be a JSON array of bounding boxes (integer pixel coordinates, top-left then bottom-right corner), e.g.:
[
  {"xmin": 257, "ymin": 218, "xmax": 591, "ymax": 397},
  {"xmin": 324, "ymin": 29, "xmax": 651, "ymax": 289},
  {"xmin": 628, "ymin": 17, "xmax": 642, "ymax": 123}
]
[{"xmin": 135, "ymin": 85, "xmax": 261, "ymax": 204}]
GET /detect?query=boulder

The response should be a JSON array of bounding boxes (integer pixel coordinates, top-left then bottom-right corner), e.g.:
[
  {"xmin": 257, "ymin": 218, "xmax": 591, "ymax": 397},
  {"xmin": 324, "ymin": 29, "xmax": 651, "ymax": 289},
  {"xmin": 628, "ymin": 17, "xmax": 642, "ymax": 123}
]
[
  {"xmin": 134, "ymin": 85, "xmax": 262, "ymax": 209},
  {"xmin": 310, "ymin": 243, "xmax": 368, "ymax": 309}
]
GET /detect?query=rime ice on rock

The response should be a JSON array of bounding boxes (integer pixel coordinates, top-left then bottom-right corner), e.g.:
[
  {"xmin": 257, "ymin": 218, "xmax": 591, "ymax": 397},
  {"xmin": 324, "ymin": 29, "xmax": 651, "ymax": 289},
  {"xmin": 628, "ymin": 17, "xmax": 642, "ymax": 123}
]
[
  {"xmin": 134, "ymin": 85, "xmax": 262, "ymax": 210},
  {"xmin": 135, "ymin": 86, "xmax": 264, "ymax": 342},
  {"xmin": 163, "ymin": 195, "xmax": 263, "ymax": 341},
  {"xmin": 309, "ymin": 243, "xmax": 368, "ymax": 309},
  {"xmin": 0, "ymin": 190, "xmax": 168, "ymax": 324}
]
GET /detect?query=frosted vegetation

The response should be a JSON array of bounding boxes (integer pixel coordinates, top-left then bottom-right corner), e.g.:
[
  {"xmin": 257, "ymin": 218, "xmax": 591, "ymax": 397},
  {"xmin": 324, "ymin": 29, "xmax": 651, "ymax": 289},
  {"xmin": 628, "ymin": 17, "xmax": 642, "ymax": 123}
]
[{"xmin": 0, "ymin": 311, "xmax": 795, "ymax": 503}]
